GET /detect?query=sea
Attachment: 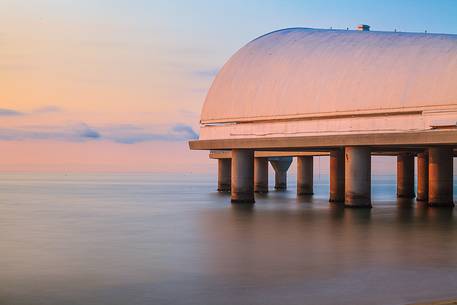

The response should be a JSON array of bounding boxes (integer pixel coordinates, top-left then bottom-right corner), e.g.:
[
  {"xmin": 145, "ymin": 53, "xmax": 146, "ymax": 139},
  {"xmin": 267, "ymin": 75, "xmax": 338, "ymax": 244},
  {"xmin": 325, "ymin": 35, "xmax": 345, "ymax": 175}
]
[{"xmin": 1, "ymin": 173, "xmax": 456, "ymax": 305}]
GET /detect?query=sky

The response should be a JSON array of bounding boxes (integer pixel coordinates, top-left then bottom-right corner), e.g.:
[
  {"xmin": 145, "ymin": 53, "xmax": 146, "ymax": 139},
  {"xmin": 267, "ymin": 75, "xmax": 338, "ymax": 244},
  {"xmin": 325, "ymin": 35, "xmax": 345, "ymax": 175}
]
[{"xmin": 1, "ymin": 0, "xmax": 457, "ymax": 173}]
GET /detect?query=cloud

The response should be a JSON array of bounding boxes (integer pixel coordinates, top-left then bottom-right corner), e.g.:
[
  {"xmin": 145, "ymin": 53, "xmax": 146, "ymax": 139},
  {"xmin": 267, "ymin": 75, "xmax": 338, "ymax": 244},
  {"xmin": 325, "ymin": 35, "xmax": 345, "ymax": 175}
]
[
  {"xmin": 0, "ymin": 64, "xmax": 36, "ymax": 71},
  {"xmin": 33, "ymin": 105, "xmax": 63, "ymax": 114},
  {"xmin": 77, "ymin": 123, "xmax": 101, "ymax": 139},
  {"xmin": 0, "ymin": 123, "xmax": 198, "ymax": 144},
  {"xmin": 0, "ymin": 123, "xmax": 102, "ymax": 142},
  {"xmin": 78, "ymin": 39, "xmax": 129, "ymax": 48},
  {"xmin": 103, "ymin": 123, "xmax": 199, "ymax": 144},
  {"xmin": 193, "ymin": 68, "xmax": 219, "ymax": 78},
  {"xmin": 0, "ymin": 108, "xmax": 23, "ymax": 116},
  {"xmin": 172, "ymin": 123, "xmax": 198, "ymax": 139},
  {"xmin": 0, "ymin": 105, "xmax": 63, "ymax": 116},
  {"xmin": 178, "ymin": 109, "xmax": 198, "ymax": 118}
]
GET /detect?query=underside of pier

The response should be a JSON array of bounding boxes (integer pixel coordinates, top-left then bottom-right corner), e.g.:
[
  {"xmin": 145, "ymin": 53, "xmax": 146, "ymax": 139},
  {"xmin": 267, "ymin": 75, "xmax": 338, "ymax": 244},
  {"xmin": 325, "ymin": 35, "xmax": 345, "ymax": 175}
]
[{"xmin": 190, "ymin": 130, "xmax": 457, "ymax": 207}]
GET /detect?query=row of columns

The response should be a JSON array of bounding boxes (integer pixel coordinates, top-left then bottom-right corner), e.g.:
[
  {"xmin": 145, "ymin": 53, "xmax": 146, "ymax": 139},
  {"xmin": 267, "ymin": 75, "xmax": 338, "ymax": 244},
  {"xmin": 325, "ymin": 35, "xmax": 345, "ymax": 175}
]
[
  {"xmin": 218, "ymin": 147, "xmax": 454, "ymax": 207},
  {"xmin": 395, "ymin": 148, "xmax": 454, "ymax": 206}
]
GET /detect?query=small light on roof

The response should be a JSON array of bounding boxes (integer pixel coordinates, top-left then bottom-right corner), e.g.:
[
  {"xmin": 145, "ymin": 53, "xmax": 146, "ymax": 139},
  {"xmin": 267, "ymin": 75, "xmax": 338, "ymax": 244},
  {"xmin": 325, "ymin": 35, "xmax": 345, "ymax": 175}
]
[{"xmin": 356, "ymin": 24, "xmax": 370, "ymax": 31}]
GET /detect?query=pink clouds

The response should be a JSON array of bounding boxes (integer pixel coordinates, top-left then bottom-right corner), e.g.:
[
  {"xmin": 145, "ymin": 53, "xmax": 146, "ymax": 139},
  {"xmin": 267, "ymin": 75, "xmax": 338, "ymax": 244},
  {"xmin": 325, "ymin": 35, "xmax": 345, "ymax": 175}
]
[{"xmin": 0, "ymin": 140, "xmax": 211, "ymax": 173}]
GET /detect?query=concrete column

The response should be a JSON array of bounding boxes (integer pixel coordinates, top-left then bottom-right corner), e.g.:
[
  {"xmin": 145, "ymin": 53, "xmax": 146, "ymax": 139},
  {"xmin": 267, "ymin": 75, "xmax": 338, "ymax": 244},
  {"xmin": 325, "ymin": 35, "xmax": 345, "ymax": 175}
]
[
  {"xmin": 416, "ymin": 152, "xmax": 429, "ymax": 202},
  {"xmin": 231, "ymin": 149, "xmax": 255, "ymax": 203},
  {"xmin": 254, "ymin": 157, "xmax": 268, "ymax": 193},
  {"xmin": 329, "ymin": 149, "xmax": 345, "ymax": 202},
  {"xmin": 217, "ymin": 158, "xmax": 231, "ymax": 192},
  {"xmin": 275, "ymin": 172, "xmax": 287, "ymax": 190},
  {"xmin": 345, "ymin": 147, "xmax": 372, "ymax": 208},
  {"xmin": 270, "ymin": 157, "xmax": 292, "ymax": 191},
  {"xmin": 397, "ymin": 153, "xmax": 415, "ymax": 198},
  {"xmin": 231, "ymin": 149, "xmax": 255, "ymax": 204},
  {"xmin": 429, "ymin": 147, "xmax": 454, "ymax": 207},
  {"xmin": 297, "ymin": 156, "xmax": 313, "ymax": 195}
]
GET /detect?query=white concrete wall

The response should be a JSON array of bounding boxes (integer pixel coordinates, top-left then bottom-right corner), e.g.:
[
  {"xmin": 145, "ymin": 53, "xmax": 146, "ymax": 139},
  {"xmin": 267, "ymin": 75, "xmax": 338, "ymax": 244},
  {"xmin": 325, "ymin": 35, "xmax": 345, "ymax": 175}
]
[{"xmin": 200, "ymin": 111, "xmax": 457, "ymax": 140}]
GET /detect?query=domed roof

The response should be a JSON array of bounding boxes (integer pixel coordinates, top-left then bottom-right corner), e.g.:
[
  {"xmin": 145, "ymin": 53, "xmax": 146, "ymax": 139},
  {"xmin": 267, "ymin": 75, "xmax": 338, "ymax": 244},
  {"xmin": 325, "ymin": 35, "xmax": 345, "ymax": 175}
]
[{"xmin": 201, "ymin": 28, "xmax": 457, "ymax": 124}]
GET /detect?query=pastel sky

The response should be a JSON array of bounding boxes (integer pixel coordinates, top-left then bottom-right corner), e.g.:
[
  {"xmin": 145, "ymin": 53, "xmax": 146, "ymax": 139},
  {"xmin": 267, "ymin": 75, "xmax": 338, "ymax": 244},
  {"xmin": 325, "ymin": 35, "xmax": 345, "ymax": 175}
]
[{"xmin": 1, "ymin": 0, "xmax": 457, "ymax": 173}]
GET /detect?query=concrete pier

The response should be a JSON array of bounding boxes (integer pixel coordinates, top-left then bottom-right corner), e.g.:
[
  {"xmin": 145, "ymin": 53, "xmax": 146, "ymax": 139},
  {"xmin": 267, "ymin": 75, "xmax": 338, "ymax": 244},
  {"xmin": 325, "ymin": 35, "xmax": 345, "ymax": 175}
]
[
  {"xmin": 270, "ymin": 157, "xmax": 292, "ymax": 191},
  {"xmin": 217, "ymin": 158, "xmax": 231, "ymax": 192},
  {"xmin": 190, "ymin": 27, "xmax": 457, "ymax": 209},
  {"xmin": 345, "ymin": 147, "xmax": 372, "ymax": 208},
  {"xmin": 429, "ymin": 147, "xmax": 454, "ymax": 207},
  {"xmin": 231, "ymin": 149, "xmax": 255, "ymax": 204},
  {"xmin": 297, "ymin": 156, "xmax": 313, "ymax": 195},
  {"xmin": 329, "ymin": 149, "xmax": 345, "ymax": 202},
  {"xmin": 254, "ymin": 157, "xmax": 269, "ymax": 193},
  {"xmin": 397, "ymin": 153, "xmax": 415, "ymax": 198},
  {"xmin": 417, "ymin": 152, "xmax": 429, "ymax": 202}
]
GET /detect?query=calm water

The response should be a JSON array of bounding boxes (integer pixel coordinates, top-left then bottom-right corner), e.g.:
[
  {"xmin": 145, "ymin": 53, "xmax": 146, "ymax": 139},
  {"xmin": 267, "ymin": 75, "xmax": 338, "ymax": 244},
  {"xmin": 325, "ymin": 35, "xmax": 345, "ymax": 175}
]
[{"xmin": 1, "ymin": 173, "xmax": 457, "ymax": 305}]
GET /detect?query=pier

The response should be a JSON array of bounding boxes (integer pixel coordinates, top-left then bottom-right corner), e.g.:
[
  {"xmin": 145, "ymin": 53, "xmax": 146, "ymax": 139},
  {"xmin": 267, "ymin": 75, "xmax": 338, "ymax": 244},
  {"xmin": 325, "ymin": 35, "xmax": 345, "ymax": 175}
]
[{"xmin": 189, "ymin": 26, "xmax": 457, "ymax": 207}]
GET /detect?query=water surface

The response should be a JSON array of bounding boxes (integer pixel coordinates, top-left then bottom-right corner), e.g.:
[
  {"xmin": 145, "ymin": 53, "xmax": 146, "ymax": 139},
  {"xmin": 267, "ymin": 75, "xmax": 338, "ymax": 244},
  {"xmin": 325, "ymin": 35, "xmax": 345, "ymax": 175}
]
[{"xmin": 1, "ymin": 173, "xmax": 456, "ymax": 305}]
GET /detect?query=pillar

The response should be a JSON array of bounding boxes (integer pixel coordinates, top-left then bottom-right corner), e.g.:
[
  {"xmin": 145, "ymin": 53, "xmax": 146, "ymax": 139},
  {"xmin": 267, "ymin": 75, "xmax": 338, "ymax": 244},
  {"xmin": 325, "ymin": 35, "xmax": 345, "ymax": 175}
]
[
  {"xmin": 275, "ymin": 172, "xmax": 287, "ymax": 190},
  {"xmin": 329, "ymin": 149, "xmax": 345, "ymax": 202},
  {"xmin": 416, "ymin": 152, "xmax": 428, "ymax": 202},
  {"xmin": 345, "ymin": 147, "xmax": 372, "ymax": 208},
  {"xmin": 270, "ymin": 157, "xmax": 292, "ymax": 191},
  {"xmin": 254, "ymin": 157, "xmax": 268, "ymax": 193},
  {"xmin": 231, "ymin": 149, "xmax": 255, "ymax": 204},
  {"xmin": 429, "ymin": 147, "xmax": 454, "ymax": 207},
  {"xmin": 297, "ymin": 156, "xmax": 313, "ymax": 195},
  {"xmin": 217, "ymin": 158, "xmax": 231, "ymax": 192},
  {"xmin": 397, "ymin": 153, "xmax": 415, "ymax": 198}
]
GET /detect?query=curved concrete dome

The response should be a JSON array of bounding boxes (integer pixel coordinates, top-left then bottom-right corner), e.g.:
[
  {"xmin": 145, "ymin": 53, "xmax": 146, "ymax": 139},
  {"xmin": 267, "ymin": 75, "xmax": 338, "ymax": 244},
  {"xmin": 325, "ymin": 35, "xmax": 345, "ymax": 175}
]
[{"xmin": 201, "ymin": 28, "xmax": 457, "ymax": 124}]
